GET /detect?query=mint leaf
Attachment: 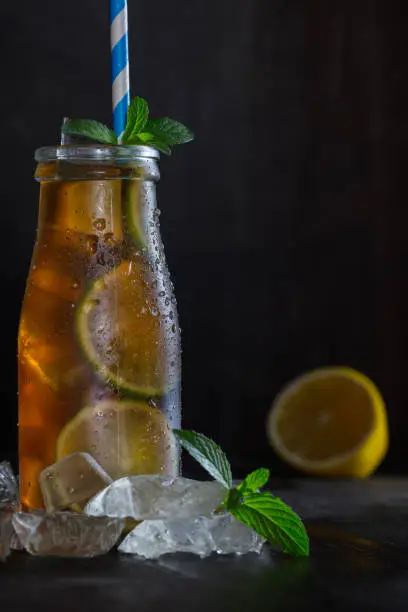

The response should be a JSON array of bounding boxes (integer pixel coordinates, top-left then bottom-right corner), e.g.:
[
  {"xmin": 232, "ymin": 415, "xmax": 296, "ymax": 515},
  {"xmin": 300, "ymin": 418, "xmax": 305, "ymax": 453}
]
[
  {"xmin": 237, "ymin": 468, "xmax": 270, "ymax": 493},
  {"xmin": 229, "ymin": 492, "xmax": 309, "ymax": 557},
  {"xmin": 145, "ymin": 118, "xmax": 194, "ymax": 145},
  {"xmin": 61, "ymin": 119, "xmax": 117, "ymax": 144},
  {"xmin": 122, "ymin": 97, "xmax": 149, "ymax": 144},
  {"xmin": 224, "ymin": 487, "xmax": 244, "ymax": 509},
  {"xmin": 127, "ymin": 132, "xmax": 172, "ymax": 155},
  {"xmin": 142, "ymin": 137, "xmax": 172, "ymax": 155},
  {"xmin": 173, "ymin": 430, "xmax": 232, "ymax": 489}
]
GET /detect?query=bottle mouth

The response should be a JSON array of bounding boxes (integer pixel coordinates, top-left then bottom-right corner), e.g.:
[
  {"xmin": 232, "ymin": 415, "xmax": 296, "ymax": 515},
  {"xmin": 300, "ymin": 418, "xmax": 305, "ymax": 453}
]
[{"xmin": 35, "ymin": 144, "xmax": 160, "ymax": 163}]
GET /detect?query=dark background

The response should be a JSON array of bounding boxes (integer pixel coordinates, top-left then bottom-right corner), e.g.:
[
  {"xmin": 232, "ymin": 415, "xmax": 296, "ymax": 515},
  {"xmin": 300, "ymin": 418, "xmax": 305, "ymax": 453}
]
[{"xmin": 1, "ymin": 1, "xmax": 407, "ymax": 475}]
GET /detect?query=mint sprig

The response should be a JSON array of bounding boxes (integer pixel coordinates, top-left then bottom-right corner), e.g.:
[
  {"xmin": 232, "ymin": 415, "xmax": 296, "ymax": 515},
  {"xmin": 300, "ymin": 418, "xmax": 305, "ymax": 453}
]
[
  {"xmin": 61, "ymin": 96, "xmax": 194, "ymax": 154},
  {"xmin": 173, "ymin": 430, "xmax": 309, "ymax": 557}
]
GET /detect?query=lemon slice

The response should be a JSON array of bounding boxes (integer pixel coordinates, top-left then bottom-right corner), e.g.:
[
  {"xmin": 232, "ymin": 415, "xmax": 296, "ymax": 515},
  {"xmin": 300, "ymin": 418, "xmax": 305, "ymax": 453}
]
[
  {"xmin": 56, "ymin": 401, "xmax": 177, "ymax": 479},
  {"xmin": 267, "ymin": 367, "xmax": 388, "ymax": 478},
  {"xmin": 76, "ymin": 260, "xmax": 176, "ymax": 397}
]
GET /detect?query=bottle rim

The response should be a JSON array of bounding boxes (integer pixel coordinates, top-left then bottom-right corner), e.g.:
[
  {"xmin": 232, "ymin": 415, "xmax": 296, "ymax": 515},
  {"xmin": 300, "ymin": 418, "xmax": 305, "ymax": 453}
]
[{"xmin": 35, "ymin": 145, "xmax": 160, "ymax": 163}]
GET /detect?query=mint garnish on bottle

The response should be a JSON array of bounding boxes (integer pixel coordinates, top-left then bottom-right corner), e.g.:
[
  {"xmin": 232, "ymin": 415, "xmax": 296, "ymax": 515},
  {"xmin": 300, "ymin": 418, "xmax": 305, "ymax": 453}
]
[
  {"xmin": 173, "ymin": 430, "xmax": 310, "ymax": 557},
  {"xmin": 61, "ymin": 96, "xmax": 194, "ymax": 154}
]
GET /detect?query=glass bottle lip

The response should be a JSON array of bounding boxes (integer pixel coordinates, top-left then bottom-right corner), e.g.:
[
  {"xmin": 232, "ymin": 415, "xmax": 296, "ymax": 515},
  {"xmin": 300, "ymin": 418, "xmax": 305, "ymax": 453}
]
[{"xmin": 35, "ymin": 144, "xmax": 160, "ymax": 163}]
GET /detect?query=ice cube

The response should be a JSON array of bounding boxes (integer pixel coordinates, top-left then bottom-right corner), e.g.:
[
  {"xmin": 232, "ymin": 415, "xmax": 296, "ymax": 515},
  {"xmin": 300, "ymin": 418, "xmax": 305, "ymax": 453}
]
[
  {"xmin": 39, "ymin": 453, "xmax": 113, "ymax": 512},
  {"xmin": 12, "ymin": 511, "xmax": 124, "ymax": 558},
  {"xmin": 84, "ymin": 475, "xmax": 226, "ymax": 520},
  {"xmin": 118, "ymin": 513, "xmax": 265, "ymax": 559},
  {"xmin": 0, "ymin": 512, "xmax": 14, "ymax": 561},
  {"xmin": 10, "ymin": 531, "xmax": 23, "ymax": 551},
  {"xmin": 0, "ymin": 462, "xmax": 18, "ymax": 510}
]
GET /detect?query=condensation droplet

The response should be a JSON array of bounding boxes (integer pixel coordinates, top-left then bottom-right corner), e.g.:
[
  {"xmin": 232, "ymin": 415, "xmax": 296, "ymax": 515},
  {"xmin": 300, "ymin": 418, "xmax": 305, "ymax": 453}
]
[
  {"xmin": 86, "ymin": 234, "xmax": 98, "ymax": 254},
  {"xmin": 93, "ymin": 218, "xmax": 106, "ymax": 231},
  {"xmin": 104, "ymin": 232, "xmax": 115, "ymax": 244}
]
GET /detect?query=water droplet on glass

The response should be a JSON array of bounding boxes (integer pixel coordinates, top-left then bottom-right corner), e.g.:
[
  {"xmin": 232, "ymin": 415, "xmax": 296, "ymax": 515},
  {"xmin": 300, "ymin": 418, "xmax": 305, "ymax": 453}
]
[
  {"xmin": 86, "ymin": 235, "xmax": 98, "ymax": 254},
  {"xmin": 104, "ymin": 232, "xmax": 115, "ymax": 245},
  {"xmin": 94, "ymin": 218, "xmax": 106, "ymax": 231}
]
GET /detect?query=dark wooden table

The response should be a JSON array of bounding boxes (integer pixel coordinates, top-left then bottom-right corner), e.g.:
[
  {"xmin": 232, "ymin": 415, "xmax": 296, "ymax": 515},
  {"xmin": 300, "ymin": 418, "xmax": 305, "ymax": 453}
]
[{"xmin": 2, "ymin": 478, "xmax": 408, "ymax": 611}]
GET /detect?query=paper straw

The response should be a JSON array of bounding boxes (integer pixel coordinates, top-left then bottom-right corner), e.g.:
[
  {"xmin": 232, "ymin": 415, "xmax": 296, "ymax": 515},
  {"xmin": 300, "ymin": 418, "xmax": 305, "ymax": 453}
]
[{"xmin": 110, "ymin": 0, "xmax": 130, "ymax": 141}]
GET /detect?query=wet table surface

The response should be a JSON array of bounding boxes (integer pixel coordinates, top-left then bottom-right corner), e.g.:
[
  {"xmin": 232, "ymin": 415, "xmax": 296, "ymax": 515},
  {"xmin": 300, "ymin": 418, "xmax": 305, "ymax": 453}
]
[{"xmin": 2, "ymin": 477, "xmax": 408, "ymax": 611}]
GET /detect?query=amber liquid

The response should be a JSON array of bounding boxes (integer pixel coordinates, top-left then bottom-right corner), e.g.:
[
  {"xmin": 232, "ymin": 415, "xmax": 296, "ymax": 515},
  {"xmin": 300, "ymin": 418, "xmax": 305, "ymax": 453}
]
[{"xmin": 18, "ymin": 176, "xmax": 181, "ymax": 510}]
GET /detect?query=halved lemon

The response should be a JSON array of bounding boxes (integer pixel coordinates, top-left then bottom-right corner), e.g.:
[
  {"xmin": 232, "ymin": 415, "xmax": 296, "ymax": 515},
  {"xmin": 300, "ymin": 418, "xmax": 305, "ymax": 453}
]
[
  {"xmin": 76, "ymin": 260, "xmax": 178, "ymax": 397},
  {"xmin": 56, "ymin": 400, "xmax": 177, "ymax": 479},
  {"xmin": 267, "ymin": 367, "xmax": 388, "ymax": 478}
]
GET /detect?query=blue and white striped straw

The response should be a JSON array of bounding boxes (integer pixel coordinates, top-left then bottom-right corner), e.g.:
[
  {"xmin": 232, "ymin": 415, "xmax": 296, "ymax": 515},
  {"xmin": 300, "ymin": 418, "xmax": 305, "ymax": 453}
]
[{"xmin": 110, "ymin": 0, "xmax": 130, "ymax": 141}]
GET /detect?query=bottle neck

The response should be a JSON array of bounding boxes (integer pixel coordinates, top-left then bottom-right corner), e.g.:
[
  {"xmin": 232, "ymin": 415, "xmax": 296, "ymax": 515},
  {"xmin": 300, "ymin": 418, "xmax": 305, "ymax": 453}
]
[{"xmin": 34, "ymin": 145, "xmax": 160, "ymax": 183}]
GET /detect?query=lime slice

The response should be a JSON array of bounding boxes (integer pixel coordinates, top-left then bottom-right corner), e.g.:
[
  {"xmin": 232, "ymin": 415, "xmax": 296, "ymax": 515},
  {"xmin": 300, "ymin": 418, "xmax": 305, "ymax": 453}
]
[
  {"xmin": 76, "ymin": 260, "xmax": 176, "ymax": 396},
  {"xmin": 56, "ymin": 401, "xmax": 177, "ymax": 479},
  {"xmin": 124, "ymin": 181, "xmax": 146, "ymax": 248}
]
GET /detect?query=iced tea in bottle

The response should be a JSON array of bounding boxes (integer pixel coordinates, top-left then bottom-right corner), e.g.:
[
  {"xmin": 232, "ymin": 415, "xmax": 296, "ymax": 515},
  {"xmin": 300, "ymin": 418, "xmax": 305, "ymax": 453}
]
[{"xmin": 18, "ymin": 145, "xmax": 181, "ymax": 510}]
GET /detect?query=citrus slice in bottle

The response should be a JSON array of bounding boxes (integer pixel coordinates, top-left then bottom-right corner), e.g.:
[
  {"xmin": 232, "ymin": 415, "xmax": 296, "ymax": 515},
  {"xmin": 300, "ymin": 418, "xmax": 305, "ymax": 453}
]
[
  {"xmin": 124, "ymin": 180, "xmax": 146, "ymax": 248},
  {"xmin": 56, "ymin": 401, "xmax": 177, "ymax": 479},
  {"xmin": 76, "ymin": 260, "xmax": 176, "ymax": 397},
  {"xmin": 266, "ymin": 367, "xmax": 388, "ymax": 478}
]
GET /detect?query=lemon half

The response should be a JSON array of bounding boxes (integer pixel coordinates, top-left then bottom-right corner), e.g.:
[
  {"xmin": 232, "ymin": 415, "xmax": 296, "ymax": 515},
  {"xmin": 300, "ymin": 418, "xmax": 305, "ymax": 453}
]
[{"xmin": 267, "ymin": 367, "xmax": 388, "ymax": 478}]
